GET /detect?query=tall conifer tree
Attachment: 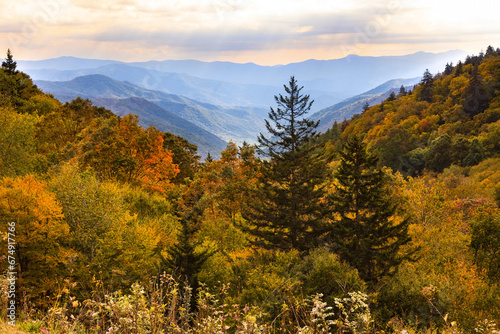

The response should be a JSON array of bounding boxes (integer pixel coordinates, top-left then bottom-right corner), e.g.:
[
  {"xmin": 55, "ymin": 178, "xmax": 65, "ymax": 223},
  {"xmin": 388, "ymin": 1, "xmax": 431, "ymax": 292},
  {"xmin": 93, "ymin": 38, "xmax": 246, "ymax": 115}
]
[
  {"xmin": 244, "ymin": 76, "xmax": 328, "ymax": 253},
  {"xmin": 454, "ymin": 60, "xmax": 464, "ymax": 76},
  {"xmin": 463, "ymin": 64, "xmax": 489, "ymax": 118},
  {"xmin": 418, "ymin": 69, "xmax": 434, "ymax": 103},
  {"xmin": 329, "ymin": 136, "xmax": 412, "ymax": 285},
  {"xmin": 158, "ymin": 193, "xmax": 212, "ymax": 295},
  {"xmin": 2, "ymin": 49, "xmax": 17, "ymax": 75},
  {"xmin": 398, "ymin": 85, "xmax": 406, "ymax": 96},
  {"xmin": 444, "ymin": 62, "xmax": 454, "ymax": 75}
]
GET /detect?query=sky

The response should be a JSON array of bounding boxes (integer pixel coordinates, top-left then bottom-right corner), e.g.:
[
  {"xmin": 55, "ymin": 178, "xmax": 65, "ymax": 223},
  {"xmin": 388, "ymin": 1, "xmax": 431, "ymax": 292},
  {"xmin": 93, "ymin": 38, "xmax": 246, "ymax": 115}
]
[{"xmin": 2, "ymin": 0, "xmax": 500, "ymax": 65}]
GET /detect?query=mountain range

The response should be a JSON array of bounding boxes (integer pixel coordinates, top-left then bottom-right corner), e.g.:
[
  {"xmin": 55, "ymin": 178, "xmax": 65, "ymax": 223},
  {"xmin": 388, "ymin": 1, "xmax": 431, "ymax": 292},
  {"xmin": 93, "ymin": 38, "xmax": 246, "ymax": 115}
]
[
  {"xmin": 24, "ymin": 50, "xmax": 469, "ymax": 156},
  {"xmin": 35, "ymin": 74, "xmax": 271, "ymax": 157},
  {"xmin": 20, "ymin": 50, "xmax": 467, "ymax": 110}
]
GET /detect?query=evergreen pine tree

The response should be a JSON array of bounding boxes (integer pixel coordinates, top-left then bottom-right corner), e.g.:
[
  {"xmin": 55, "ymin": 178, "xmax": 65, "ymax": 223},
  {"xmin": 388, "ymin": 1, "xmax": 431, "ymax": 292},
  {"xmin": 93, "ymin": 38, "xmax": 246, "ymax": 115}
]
[
  {"xmin": 418, "ymin": 69, "xmax": 434, "ymax": 103},
  {"xmin": 362, "ymin": 102, "xmax": 370, "ymax": 112},
  {"xmin": 244, "ymin": 76, "xmax": 328, "ymax": 253},
  {"xmin": 485, "ymin": 45, "xmax": 496, "ymax": 57},
  {"xmin": 444, "ymin": 62, "xmax": 454, "ymax": 75},
  {"xmin": 2, "ymin": 49, "xmax": 17, "ymax": 75},
  {"xmin": 328, "ymin": 136, "xmax": 413, "ymax": 285},
  {"xmin": 204, "ymin": 152, "xmax": 213, "ymax": 163},
  {"xmin": 463, "ymin": 65, "xmax": 489, "ymax": 118},
  {"xmin": 157, "ymin": 194, "xmax": 212, "ymax": 294},
  {"xmin": 386, "ymin": 91, "xmax": 396, "ymax": 102},
  {"xmin": 398, "ymin": 85, "xmax": 406, "ymax": 96},
  {"xmin": 454, "ymin": 60, "xmax": 464, "ymax": 76}
]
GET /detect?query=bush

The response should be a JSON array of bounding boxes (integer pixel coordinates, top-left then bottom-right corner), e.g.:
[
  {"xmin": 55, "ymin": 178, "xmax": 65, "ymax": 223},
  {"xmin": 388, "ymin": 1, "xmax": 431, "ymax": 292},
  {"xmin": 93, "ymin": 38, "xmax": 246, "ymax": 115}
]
[{"xmin": 299, "ymin": 248, "xmax": 366, "ymax": 306}]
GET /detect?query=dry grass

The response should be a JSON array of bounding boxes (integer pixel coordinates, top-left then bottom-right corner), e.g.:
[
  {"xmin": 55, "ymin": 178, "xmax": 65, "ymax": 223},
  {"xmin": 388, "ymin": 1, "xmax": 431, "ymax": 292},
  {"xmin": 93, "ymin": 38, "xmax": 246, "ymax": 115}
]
[{"xmin": 0, "ymin": 320, "xmax": 30, "ymax": 334}]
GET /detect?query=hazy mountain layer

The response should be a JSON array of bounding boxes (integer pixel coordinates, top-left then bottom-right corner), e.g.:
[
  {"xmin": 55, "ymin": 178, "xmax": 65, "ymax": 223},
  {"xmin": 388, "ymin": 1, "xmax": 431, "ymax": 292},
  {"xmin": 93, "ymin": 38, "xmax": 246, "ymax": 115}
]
[
  {"xmin": 19, "ymin": 50, "xmax": 467, "ymax": 112},
  {"xmin": 92, "ymin": 97, "xmax": 227, "ymax": 158},
  {"xmin": 28, "ymin": 64, "xmax": 286, "ymax": 108},
  {"xmin": 35, "ymin": 74, "xmax": 267, "ymax": 146}
]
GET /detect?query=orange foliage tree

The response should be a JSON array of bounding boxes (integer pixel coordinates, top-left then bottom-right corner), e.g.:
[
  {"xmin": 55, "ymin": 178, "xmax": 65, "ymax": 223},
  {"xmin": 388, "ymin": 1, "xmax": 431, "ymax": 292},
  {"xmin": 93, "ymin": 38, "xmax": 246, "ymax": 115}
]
[
  {"xmin": 75, "ymin": 114, "xmax": 179, "ymax": 193},
  {"xmin": 174, "ymin": 142, "xmax": 260, "ymax": 285}
]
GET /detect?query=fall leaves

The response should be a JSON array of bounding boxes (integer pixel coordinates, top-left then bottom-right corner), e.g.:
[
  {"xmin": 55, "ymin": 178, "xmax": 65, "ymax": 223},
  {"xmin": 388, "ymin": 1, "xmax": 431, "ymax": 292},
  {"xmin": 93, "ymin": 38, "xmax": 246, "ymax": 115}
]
[
  {"xmin": 0, "ymin": 175, "xmax": 72, "ymax": 301},
  {"xmin": 1, "ymin": 49, "xmax": 500, "ymax": 332},
  {"xmin": 0, "ymin": 81, "xmax": 182, "ymax": 307},
  {"xmin": 76, "ymin": 114, "xmax": 179, "ymax": 194}
]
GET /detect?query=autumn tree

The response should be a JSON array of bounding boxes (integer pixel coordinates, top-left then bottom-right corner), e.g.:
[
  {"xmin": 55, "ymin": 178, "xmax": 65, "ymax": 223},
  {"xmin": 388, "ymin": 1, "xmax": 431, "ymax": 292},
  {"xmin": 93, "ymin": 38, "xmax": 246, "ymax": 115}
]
[
  {"xmin": 244, "ymin": 76, "xmax": 328, "ymax": 253},
  {"xmin": 76, "ymin": 114, "xmax": 179, "ymax": 193},
  {"xmin": 49, "ymin": 163, "xmax": 173, "ymax": 293},
  {"xmin": 211, "ymin": 142, "xmax": 259, "ymax": 223},
  {"xmin": 49, "ymin": 164, "xmax": 126, "ymax": 263},
  {"xmin": 328, "ymin": 136, "xmax": 413, "ymax": 284},
  {"xmin": 179, "ymin": 142, "xmax": 258, "ymax": 254},
  {"xmin": 424, "ymin": 134, "xmax": 453, "ymax": 172},
  {"xmin": 35, "ymin": 97, "xmax": 113, "ymax": 166},
  {"xmin": 163, "ymin": 132, "xmax": 200, "ymax": 183},
  {"xmin": 0, "ymin": 106, "xmax": 39, "ymax": 177},
  {"xmin": 0, "ymin": 175, "xmax": 73, "ymax": 306},
  {"xmin": 470, "ymin": 213, "xmax": 500, "ymax": 283},
  {"xmin": 21, "ymin": 93, "xmax": 61, "ymax": 116},
  {"xmin": 373, "ymin": 125, "xmax": 412, "ymax": 171}
]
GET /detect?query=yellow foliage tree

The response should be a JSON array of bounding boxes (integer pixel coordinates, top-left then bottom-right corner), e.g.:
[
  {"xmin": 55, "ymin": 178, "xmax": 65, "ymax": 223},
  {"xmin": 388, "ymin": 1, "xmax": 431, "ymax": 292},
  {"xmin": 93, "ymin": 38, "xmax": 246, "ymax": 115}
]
[
  {"xmin": 48, "ymin": 163, "xmax": 180, "ymax": 293},
  {"xmin": 0, "ymin": 175, "xmax": 73, "ymax": 307},
  {"xmin": 0, "ymin": 106, "xmax": 39, "ymax": 177}
]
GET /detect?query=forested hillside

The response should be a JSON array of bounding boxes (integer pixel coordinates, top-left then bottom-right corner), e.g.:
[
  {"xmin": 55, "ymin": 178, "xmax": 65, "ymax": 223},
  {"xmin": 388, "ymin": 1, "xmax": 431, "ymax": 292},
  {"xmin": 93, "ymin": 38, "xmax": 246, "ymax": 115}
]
[
  {"xmin": 1, "ymin": 48, "xmax": 500, "ymax": 334},
  {"xmin": 310, "ymin": 77, "xmax": 421, "ymax": 132},
  {"xmin": 322, "ymin": 46, "xmax": 500, "ymax": 176}
]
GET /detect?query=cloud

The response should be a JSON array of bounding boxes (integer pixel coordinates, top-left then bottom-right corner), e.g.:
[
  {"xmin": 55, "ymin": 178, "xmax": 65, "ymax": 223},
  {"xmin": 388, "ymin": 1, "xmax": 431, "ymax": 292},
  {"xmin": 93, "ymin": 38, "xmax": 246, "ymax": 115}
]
[
  {"xmin": 79, "ymin": 7, "xmax": 388, "ymax": 55},
  {"xmin": 4, "ymin": 0, "xmax": 500, "ymax": 64},
  {"xmin": 0, "ymin": 23, "xmax": 25, "ymax": 34},
  {"xmin": 89, "ymin": 26, "xmax": 287, "ymax": 51}
]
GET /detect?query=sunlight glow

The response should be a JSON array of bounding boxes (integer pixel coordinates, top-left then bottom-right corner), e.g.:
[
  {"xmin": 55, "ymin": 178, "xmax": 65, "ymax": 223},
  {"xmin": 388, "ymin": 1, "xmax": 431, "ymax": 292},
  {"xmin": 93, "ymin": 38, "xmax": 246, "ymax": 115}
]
[{"xmin": 1, "ymin": 0, "xmax": 499, "ymax": 63}]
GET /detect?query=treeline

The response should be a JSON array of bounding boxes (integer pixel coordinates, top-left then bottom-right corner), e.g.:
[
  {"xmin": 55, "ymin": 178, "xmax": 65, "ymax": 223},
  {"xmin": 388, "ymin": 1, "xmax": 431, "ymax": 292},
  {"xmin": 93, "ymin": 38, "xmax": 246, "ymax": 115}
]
[{"xmin": 0, "ymin": 48, "xmax": 500, "ymax": 333}]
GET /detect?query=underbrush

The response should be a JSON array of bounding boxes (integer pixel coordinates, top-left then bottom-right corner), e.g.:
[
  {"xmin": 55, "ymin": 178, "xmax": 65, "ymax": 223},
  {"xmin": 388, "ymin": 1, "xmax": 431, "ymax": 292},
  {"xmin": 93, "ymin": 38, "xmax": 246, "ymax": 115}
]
[{"xmin": 2, "ymin": 273, "xmax": 499, "ymax": 334}]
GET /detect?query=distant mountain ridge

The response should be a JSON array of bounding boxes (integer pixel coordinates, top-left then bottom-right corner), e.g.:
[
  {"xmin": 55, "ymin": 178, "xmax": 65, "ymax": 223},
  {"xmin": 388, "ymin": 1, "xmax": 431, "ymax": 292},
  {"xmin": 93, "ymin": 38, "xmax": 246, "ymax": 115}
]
[
  {"xmin": 34, "ymin": 74, "xmax": 268, "ymax": 154},
  {"xmin": 128, "ymin": 50, "xmax": 466, "ymax": 89},
  {"xmin": 25, "ymin": 64, "xmax": 284, "ymax": 109},
  {"xmin": 27, "ymin": 50, "xmax": 471, "ymax": 154},
  {"xmin": 36, "ymin": 74, "xmax": 163, "ymax": 100},
  {"xmin": 91, "ymin": 97, "xmax": 227, "ymax": 157},
  {"xmin": 34, "ymin": 74, "xmax": 437, "ymax": 153},
  {"xmin": 19, "ymin": 56, "xmax": 121, "ymax": 70},
  {"xmin": 19, "ymin": 50, "xmax": 468, "ymax": 112}
]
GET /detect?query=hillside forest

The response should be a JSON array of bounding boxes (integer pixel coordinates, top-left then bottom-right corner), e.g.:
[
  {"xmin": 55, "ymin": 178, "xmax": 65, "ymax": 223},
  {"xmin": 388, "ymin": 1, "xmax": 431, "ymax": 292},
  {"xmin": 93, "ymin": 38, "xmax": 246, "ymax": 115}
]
[{"xmin": 1, "ymin": 47, "xmax": 500, "ymax": 333}]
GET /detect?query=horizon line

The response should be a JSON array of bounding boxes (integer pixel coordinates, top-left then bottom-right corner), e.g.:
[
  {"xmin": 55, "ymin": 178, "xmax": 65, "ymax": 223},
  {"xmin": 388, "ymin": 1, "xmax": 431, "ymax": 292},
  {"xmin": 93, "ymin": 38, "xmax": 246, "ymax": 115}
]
[{"xmin": 15, "ymin": 49, "xmax": 470, "ymax": 68}]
